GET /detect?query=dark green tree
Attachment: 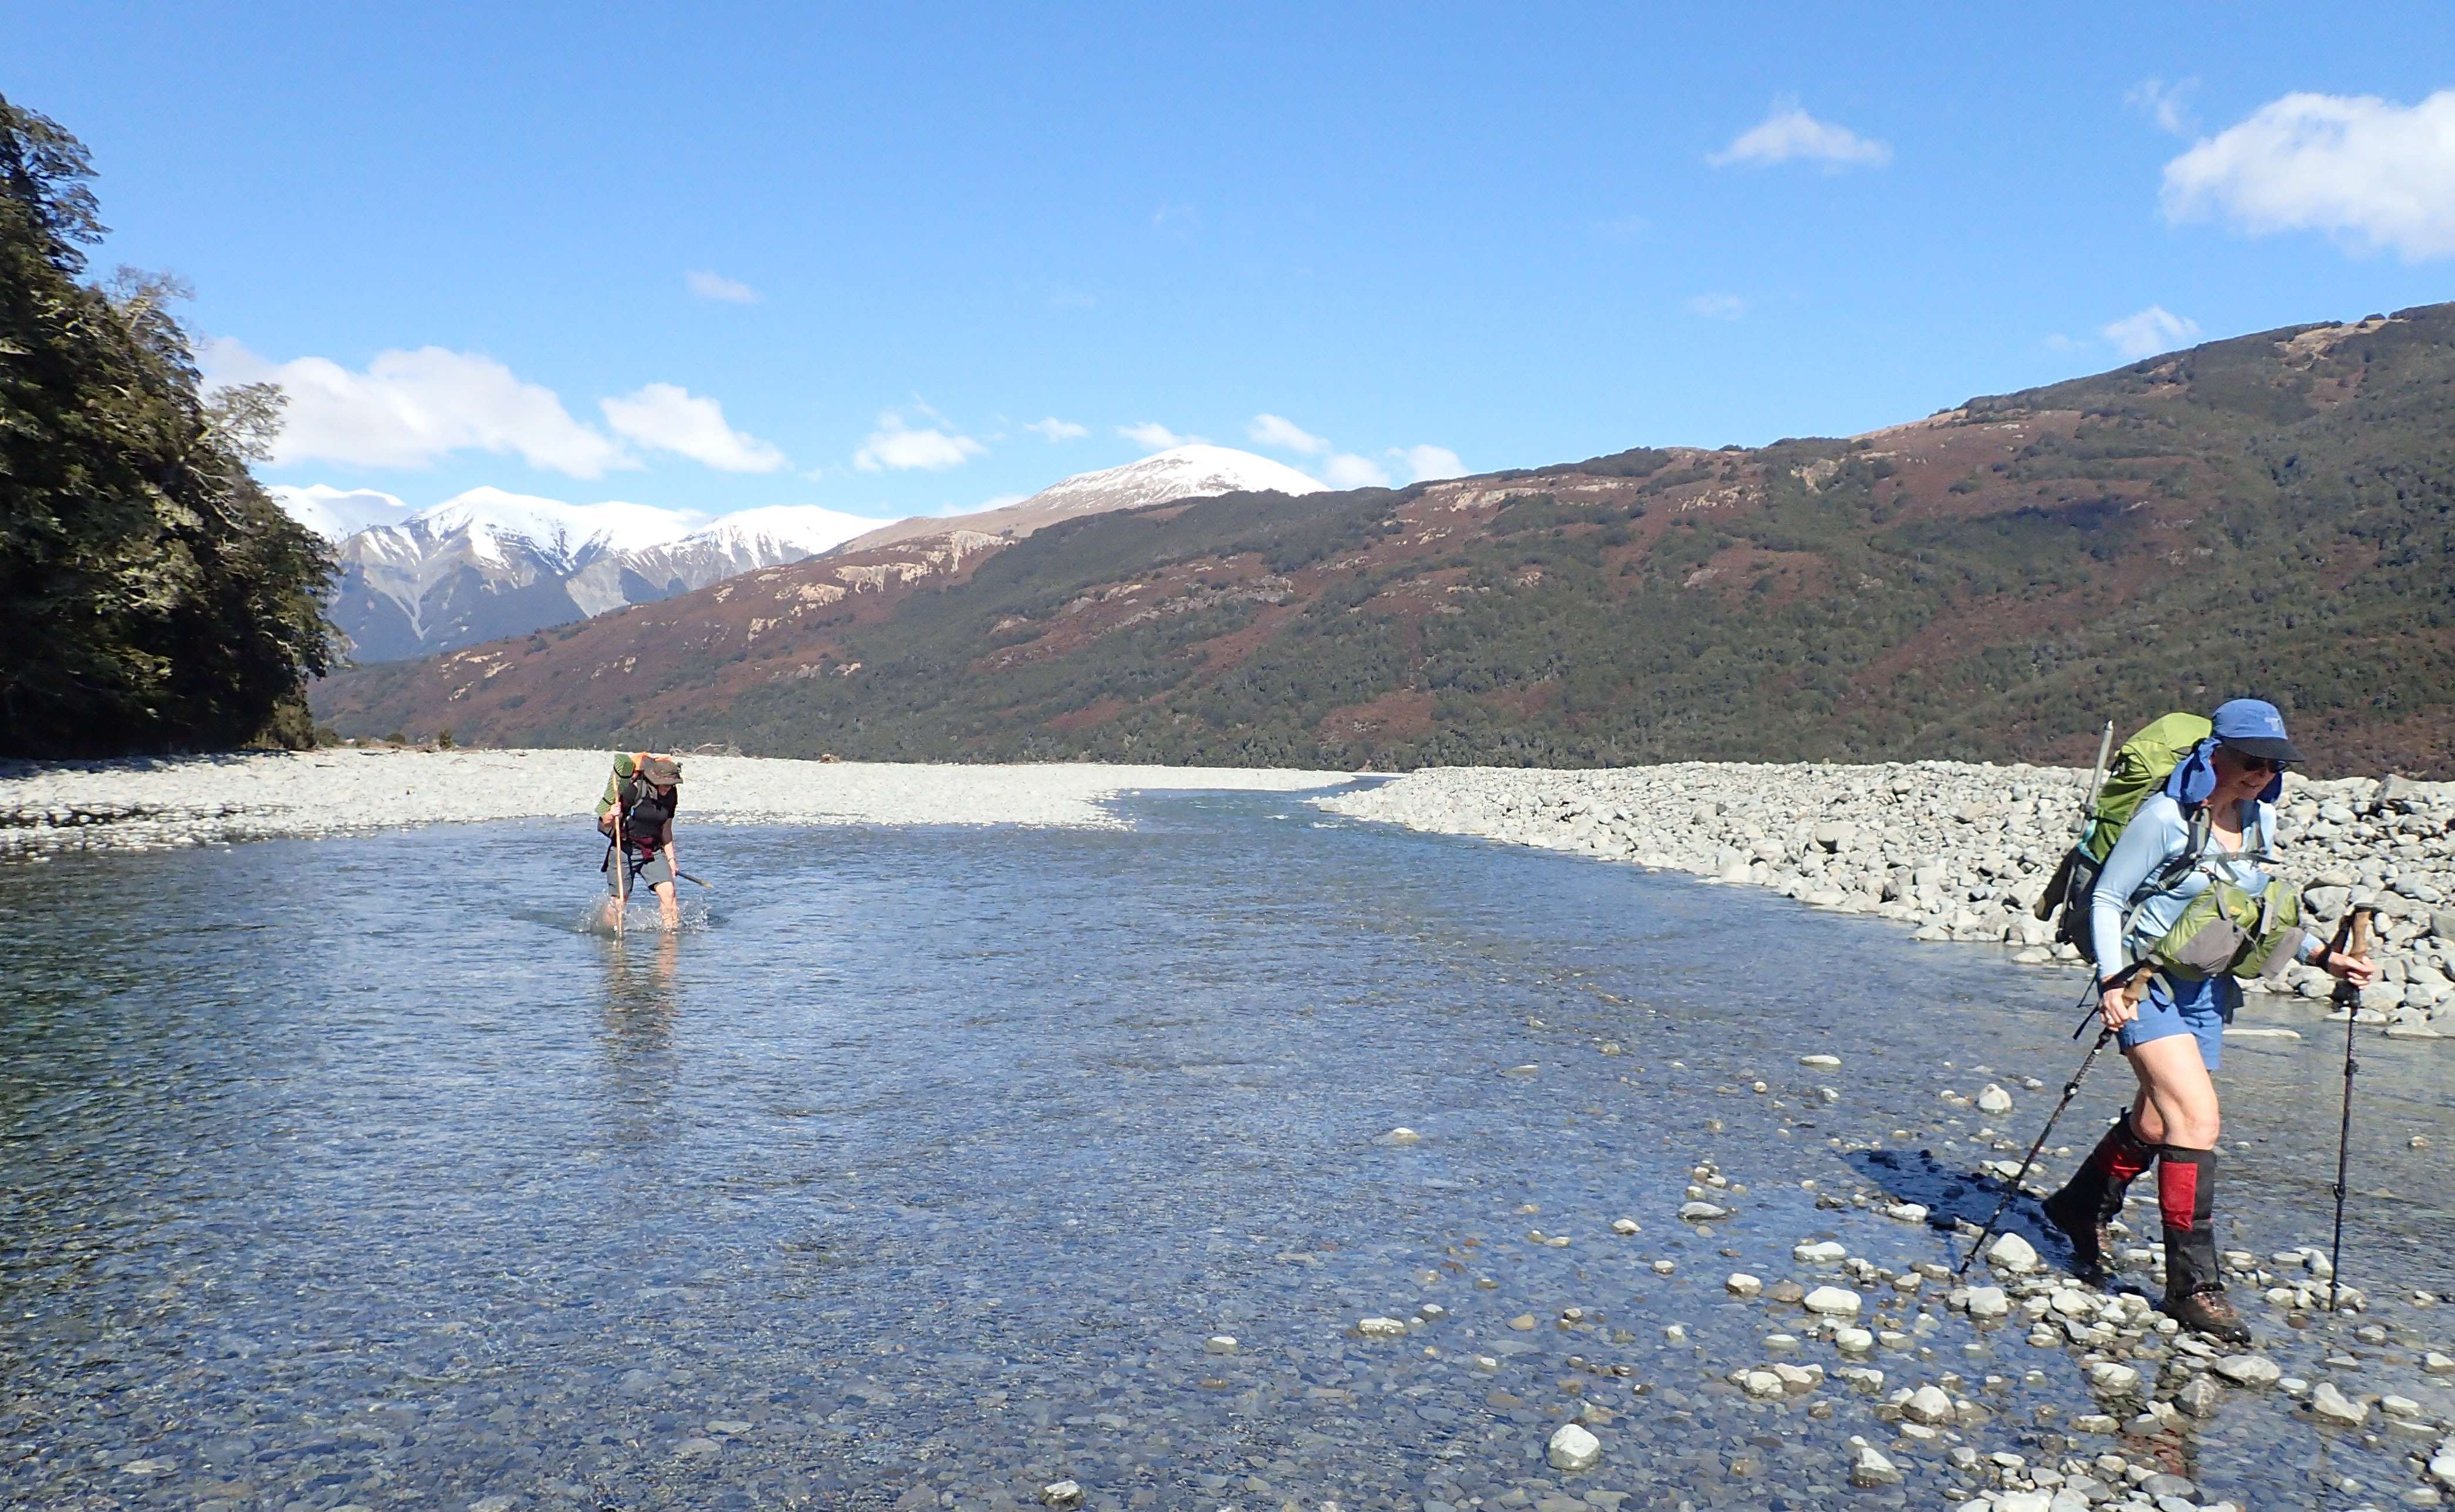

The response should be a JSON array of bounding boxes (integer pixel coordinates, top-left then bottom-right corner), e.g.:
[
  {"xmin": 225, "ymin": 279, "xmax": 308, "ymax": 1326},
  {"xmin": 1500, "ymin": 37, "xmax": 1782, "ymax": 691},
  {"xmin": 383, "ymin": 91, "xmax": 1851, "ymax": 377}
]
[{"xmin": 1, "ymin": 94, "xmax": 337, "ymax": 755}]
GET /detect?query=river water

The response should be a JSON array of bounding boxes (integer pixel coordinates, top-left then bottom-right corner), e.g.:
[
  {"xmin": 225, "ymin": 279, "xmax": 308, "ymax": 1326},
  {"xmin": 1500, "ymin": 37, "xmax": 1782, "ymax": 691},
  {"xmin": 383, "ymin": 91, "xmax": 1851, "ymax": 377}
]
[{"xmin": 5, "ymin": 790, "xmax": 2455, "ymax": 1511}]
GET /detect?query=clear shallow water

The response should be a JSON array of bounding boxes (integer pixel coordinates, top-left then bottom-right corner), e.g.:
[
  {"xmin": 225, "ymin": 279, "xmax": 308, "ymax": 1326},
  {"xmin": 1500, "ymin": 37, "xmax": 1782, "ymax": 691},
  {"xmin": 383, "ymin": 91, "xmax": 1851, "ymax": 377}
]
[{"xmin": 5, "ymin": 792, "xmax": 2455, "ymax": 1511}]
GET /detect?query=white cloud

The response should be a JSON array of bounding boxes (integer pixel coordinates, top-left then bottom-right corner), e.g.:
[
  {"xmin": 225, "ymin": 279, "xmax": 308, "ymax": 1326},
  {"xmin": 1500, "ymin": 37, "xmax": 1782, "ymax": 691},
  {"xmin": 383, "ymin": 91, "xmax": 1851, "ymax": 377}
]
[
  {"xmin": 685, "ymin": 269, "xmax": 759, "ymax": 303},
  {"xmin": 1709, "ymin": 99, "xmax": 1892, "ymax": 170},
  {"xmin": 1118, "ymin": 421, "xmax": 1202, "ymax": 450},
  {"xmin": 1247, "ymin": 413, "xmax": 1331, "ymax": 456},
  {"xmin": 2126, "ymin": 77, "xmax": 2199, "ymax": 136},
  {"xmin": 1024, "ymin": 417, "xmax": 1088, "ymax": 442},
  {"xmin": 853, "ymin": 412, "xmax": 986, "ymax": 472},
  {"xmin": 1393, "ymin": 445, "xmax": 1463, "ymax": 483},
  {"xmin": 600, "ymin": 383, "xmax": 786, "ymax": 473},
  {"xmin": 2101, "ymin": 306, "xmax": 2201, "ymax": 360},
  {"xmin": 2160, "ymin": 89, "xmax": 2455, "ymax": 261},
  {"xmin": 1323, "ymin": 453, "xmax": 1392, "ymax": 489},
  {"xmin": 200, "ymin": 339, "xmax": 630, "ymax": 477},
  {"xmin": 1688, "ymin": 292, "xmax": 1748, "ymax": 320}
]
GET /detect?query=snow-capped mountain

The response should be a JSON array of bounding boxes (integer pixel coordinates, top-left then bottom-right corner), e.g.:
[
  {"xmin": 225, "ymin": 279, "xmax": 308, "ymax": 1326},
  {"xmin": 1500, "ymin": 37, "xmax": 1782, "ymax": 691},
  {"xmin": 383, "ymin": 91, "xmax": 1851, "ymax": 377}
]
[
  {"xmin": 831, "ymin": 445, "xmax": 1325, "ymax": 555},
  {"xmin": 279, "ymin": 486, "xmax": 877, "ymax": 662}
]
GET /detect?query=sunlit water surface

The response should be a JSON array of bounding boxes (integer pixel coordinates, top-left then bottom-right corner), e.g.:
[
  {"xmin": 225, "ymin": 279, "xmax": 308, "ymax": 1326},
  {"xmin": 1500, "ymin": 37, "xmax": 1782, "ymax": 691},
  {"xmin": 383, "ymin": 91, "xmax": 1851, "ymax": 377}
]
[{"xmin": 5, "ymin": 791, "xmax": 2454, "ymax": 1511}]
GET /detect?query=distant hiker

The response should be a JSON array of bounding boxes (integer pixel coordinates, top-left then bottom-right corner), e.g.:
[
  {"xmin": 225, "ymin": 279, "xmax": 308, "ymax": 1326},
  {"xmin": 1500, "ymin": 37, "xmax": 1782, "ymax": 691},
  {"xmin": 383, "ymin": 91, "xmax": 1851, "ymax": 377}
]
[
  {"xmin": 2040, "ymin": 699, "xmax": 2377, "ymax": 1341},
  {"xmin": 598, "ymin": 752, "xmax": 685, "ymax": 929}
]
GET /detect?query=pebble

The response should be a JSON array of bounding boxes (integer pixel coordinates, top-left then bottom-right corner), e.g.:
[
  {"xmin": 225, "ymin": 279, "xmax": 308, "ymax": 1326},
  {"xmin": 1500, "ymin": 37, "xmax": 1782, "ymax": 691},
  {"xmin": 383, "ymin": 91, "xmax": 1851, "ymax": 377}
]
[
  {"xmin": 1800, "ymin": 1053, "xmax": 1842, "ymax": 1068},
  {"xmin": 1849, "ymin": 1443, "xmax": 1905, "ymax": 1487},
  {"xmin": 1726, "ymin": 1273, "xmax": 1763, "ymax": 1297},
  {"xmin": 2176, "ymin": 1373, "xmax": 2222, "ymax": 1418},
  {"xmin": 1986, "ymin": 1233, "xmax": 2041, "ymax": 1274},
  {"xmin": 1040, "ymin": 1480, "xmax": 1084, "ymax": 1507},
  {"xmin": 1610, "ymin": 1217, "xmax": 1641, "ymax": 1235},
  {"xmin": 1795, "ymin": 1240, "xmax": 1847, "ymax": 1264},
  {"xmin": 2212, "ymin": 1354, "xmax": 2282, "ymax": 1386},
  {"xmin": 2312, "ymin": 1381, "xmax": 2370, "ymax": 1425},
  {"xmin": 1205, "ymin": 1335, "xmax": 1238, "ymax": 1354},
  {"xmin": 1358, "ymin": 1317, "xmax": 1408, "ymax": 1339},
  {"xmin": 1803, "ymin": 1286, "xmax": 1862, "ymax": 1316},
  {"xmin": 1966, "ymin": 1286, "xmax": 2011, "ymax": 1319},
  {"xmin": 1546, "ymin": 1422, "xmax": 1601, "ymax": 1472},
  {"xmin": 1903, "ymin": 1384, "xmax": 1954, "ymax": 1424},
  {"xmin": 1977, "ymin": 1083, "xmax": 2014, "ymax": 1115}
]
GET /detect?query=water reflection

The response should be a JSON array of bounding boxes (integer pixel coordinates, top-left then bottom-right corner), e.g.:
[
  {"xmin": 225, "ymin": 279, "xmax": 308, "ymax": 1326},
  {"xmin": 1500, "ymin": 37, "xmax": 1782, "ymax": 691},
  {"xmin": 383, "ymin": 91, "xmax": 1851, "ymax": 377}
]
[{"xmin": 0, "ymin": 799, "xmax": 2450, "ymax": 1512}]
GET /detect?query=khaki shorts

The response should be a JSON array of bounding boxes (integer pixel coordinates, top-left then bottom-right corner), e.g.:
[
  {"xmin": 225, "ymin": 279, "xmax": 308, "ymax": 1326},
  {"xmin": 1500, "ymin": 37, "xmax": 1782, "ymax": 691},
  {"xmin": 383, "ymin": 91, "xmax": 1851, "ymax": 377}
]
[{"xmin": 610, "ymin": 847, "xmax": 674, "ymax": 895}]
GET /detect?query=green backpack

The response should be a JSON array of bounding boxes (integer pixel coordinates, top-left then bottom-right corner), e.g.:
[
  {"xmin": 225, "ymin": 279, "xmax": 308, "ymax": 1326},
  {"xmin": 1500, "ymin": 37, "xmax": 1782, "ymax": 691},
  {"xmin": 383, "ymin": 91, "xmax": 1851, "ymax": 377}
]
[
  {"xmin": 2040, "ymin": 711, "xmax": 2212, "ymax": 962},
  {"xmin": 2078, "ymin": 712, "xmax": 2212, "ymax": 864}
]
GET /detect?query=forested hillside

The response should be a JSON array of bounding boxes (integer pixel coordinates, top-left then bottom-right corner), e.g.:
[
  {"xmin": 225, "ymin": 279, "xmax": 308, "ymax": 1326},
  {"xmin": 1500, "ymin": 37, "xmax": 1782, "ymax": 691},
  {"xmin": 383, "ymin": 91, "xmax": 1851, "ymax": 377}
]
[
  {"xmin": 316, "ymin": 305, "xmax": 2455, "ymax": 777},
  {"xmin": 2, "ymin": 97, "xmax": 336, "ymax": 756}
]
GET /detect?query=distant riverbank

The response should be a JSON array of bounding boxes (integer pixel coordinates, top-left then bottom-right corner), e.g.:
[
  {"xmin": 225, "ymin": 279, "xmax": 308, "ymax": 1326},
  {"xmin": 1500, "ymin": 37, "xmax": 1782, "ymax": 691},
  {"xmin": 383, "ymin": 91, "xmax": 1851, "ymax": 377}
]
[
  {"xmin": 0, "ymin": 749, "xmax": 1355, "ymax": 854},
  {"xmin": 1320, "ymin": 762, "xmax": 2455, "ymax": 1034}
]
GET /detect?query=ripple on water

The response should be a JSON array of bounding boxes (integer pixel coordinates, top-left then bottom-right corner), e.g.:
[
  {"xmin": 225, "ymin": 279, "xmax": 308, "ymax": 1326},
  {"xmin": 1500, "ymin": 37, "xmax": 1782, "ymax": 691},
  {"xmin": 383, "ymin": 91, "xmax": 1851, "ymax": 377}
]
[{"xmin": 2, "ymin": 798, "xmax": 2453, "ymax": 1510}]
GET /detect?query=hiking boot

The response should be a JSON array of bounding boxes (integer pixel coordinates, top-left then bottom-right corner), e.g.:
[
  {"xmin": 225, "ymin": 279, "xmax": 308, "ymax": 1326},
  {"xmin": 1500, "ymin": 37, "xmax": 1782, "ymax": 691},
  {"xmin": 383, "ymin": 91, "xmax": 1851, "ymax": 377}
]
[
  {"xmin": 2164, "ymin": 1281, "xmax": 2254, "ymax": 1344},
  {"xmin": 2041, "ymin": 1114, "xmax": 2156, "ymax": 1285},
  {"xmin": 2041, "ymin": 1183, "xmax": 2119, "ymax": 1284}
]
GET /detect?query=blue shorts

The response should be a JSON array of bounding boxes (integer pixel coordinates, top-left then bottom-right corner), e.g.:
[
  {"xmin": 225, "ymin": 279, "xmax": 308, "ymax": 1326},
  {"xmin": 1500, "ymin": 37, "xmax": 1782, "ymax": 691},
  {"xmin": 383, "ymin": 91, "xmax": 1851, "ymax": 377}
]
[{"xmin": 2118, "ymin": 971, "xmax": 2238, "ymax": 1070}]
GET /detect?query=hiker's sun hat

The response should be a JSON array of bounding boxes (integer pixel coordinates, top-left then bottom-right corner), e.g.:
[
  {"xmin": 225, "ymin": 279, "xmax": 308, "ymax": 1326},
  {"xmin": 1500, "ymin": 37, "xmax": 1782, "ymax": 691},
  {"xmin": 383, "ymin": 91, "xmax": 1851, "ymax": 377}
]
[
  {"xmin": 642, "ymin": 755, "xmax": 683, "ymax": 785},
  {"xmin": 2209, "ymin": 698, "xmax": 2304, "ymax": 766}
]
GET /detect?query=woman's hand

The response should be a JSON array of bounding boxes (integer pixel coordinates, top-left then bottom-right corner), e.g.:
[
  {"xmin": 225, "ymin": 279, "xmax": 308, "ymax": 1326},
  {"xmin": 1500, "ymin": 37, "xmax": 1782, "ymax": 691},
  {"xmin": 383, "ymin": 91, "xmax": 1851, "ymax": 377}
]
[
  {"xmin": 2100, "ymin": 984, "xmax": 2137, "ymax": 1030},
  {"xmin": 2324, "ymin": 949, "xmax": 2382, "ymax": 988}
]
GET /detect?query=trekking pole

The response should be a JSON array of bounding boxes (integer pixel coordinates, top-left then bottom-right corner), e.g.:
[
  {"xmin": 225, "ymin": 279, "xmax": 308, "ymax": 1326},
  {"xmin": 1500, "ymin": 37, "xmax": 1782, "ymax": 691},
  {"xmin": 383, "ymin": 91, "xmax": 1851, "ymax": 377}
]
[
  {"xmin": 1956, "ymin": 969, "xmax": 2145, "ymax": 1275},
  {"xmin": 2033, "ymin": 720, "xmax": 2116, "ymax": 924},
  {"xmin": 2327, "ymin": 906, "xmax": 2377, "ymax": 1313}
]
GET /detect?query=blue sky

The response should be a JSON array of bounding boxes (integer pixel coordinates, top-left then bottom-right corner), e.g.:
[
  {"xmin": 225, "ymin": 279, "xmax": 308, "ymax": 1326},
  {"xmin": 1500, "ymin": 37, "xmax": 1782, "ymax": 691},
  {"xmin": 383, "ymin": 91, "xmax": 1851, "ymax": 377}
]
[{"xmin": 14, "ymin": 2, "xmax": 2453, "ymax": 525}]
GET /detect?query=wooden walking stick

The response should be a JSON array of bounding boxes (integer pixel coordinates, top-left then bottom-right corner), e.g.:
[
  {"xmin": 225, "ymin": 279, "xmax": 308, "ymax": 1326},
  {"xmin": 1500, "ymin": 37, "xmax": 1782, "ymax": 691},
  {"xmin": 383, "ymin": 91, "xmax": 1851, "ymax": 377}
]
[
  {"xmin": 2328, "ymin": 905, "xmax": 2377, "ymax": 1311},
  {"xmin": 611, "ymin": 777, "xmax": 628, "ymax": 938}
]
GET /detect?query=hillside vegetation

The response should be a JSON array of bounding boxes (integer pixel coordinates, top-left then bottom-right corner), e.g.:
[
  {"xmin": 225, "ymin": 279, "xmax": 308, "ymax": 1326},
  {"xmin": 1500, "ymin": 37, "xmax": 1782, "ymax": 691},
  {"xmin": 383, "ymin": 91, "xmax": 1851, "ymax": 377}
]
[
  {"xmin": 317, "ymin": 305, "xmax": 2455, "ymax": 777},
  {"xmin": 2, "ymin": 97, "xmax": 336, "ymax": 756}
]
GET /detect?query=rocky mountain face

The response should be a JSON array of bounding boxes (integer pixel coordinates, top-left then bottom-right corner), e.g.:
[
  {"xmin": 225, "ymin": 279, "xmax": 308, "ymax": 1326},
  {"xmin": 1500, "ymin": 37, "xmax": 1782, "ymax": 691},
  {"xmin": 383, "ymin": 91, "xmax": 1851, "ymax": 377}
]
[
  {"xmin": 314, "ymin": 303, "xmax": 2455, "ymax": 777},
  {"xmin": 287, "ymin": 489, "xmax": 876, "ymax": 662}
]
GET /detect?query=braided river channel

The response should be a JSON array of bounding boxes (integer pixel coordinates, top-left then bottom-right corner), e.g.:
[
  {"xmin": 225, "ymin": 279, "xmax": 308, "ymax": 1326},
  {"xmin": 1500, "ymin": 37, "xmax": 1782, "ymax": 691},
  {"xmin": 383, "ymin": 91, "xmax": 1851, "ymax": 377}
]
[{"xmin": 7, "ymin": 787, "xmax": 2455, "ymax": 1511}]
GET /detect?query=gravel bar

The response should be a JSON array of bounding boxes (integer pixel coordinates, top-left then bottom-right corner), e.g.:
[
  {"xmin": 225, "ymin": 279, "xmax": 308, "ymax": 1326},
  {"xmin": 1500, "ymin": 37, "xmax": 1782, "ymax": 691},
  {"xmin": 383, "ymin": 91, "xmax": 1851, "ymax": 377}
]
[{"xmin": 0, "ymin": 749, "xmax": 1357, "ymax": 855}]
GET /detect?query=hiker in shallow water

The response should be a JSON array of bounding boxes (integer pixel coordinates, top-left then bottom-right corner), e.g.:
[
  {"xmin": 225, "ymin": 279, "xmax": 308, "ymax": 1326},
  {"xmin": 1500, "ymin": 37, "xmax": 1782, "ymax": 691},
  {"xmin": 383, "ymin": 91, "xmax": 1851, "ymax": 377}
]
[
  {"xmin": 2042, "ymin": 700, "xmax": 2377, "ymax": 1342},
  {"xmin": 597, "ymin": 752, "xmax": 684, "ymax": 929}
]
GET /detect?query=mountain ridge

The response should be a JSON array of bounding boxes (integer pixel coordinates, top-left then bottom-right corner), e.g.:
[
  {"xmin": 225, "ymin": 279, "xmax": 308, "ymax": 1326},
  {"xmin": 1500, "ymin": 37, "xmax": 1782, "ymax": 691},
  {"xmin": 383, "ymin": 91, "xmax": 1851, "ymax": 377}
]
[{"xmin": 313, "ymin": 303, "xmax": 2455, "ymax": 777}]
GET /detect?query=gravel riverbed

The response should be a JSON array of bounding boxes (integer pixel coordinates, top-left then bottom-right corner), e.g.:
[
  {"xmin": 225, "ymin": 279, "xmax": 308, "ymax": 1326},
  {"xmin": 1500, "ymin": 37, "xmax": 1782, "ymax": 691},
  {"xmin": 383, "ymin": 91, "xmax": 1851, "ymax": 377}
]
[
  {"xmin": 0, "ymin": 749, "xmax": 1357, "ymax": 854},
  {"xmin": 1321, "ymin": 762, "xmax": 2455, "ymax": 1037}
]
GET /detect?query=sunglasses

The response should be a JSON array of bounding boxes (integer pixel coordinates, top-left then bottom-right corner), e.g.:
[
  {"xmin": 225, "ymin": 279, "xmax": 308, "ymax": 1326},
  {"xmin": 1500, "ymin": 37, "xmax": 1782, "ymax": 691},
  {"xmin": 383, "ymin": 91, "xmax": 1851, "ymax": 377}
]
[{"xmin": 2228, "ymin": 753, "xmax": 2283, "ymax": 775}]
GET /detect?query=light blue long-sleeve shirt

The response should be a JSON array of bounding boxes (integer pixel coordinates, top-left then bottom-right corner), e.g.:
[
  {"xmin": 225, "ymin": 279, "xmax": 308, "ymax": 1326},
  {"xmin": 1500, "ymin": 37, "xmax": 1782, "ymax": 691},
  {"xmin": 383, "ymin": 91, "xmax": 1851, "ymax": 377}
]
[{"xmin": 2089, "ymin": 790, "xmax": 2318, "ymax": 979}]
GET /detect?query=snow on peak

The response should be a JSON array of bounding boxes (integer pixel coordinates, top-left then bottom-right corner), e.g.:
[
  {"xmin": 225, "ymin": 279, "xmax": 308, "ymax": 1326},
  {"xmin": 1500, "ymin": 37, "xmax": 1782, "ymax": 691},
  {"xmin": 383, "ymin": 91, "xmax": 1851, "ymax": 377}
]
[
  {"xmin": 272, "ymin": 484, "xmax": 416, "ymax": 542},
  {"xmin": 408, "ymin": 487, "xmax": 702, "ymax": 564},
  {"xmin": 677, "ymin": 504, "xmax": 881, "ymax": 557},
  {"xmin": 1024, "ymin": 445, "xmax": 1324, "ymax": 515}
]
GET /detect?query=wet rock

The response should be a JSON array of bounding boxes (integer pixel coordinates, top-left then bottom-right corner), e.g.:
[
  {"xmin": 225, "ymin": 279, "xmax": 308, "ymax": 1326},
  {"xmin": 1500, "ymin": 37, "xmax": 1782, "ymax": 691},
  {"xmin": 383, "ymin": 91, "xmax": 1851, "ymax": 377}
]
[
  {"xmin": 1040, "ymin": 1480, "xmax": 1084, "ymax": 1508},
  {"xmin": 1376, "ymin": 1127, "xmax": 1422, "ymax": 1145},
  {"xmin": 1205, "ymin": 1335, "xmax": 1238, "ymax": 1354},
  {"xmin": 2212, "ymin": 1354, "xmax": 2281, "ymax": 1387},
  {"xmin": 1986, "ymin": 1233, "xmax": 2041, "ymax": 1273},
  {"xmin": 1726, "ymin": 1273, "xmax": 1763, "ymax": 1298},
  {"xmin": 1966, "ymin": 1286, "xmax": 2010, "ymax": 1319},
  {"xmin": 2311, "ymin": 1381, "xmax": 2368, "ymax": 1425},
  {"xmin": 1803, "ymin": 1286, "xmax": 1862, "ymax": 1316},
  {"xmin": 1903, "ymin": 1384, "xmax": 1954, "ymax": 1424},
  {"xmin": 1849, "ymin": 1443, "xmax": 1904, "ymax": 1487},
  {"xmin": 1679, "ymin": 1201, "xmax": 1730, "ymax": 1222},
  {"xmin": 1834, "ymin": 1327, "xmax": 1875, "ymax": 1353},
  {"xmin": 1358, "ymin": 1317, "xmax": 1408, "ymax": 1339},
  {"xmin": 1610, "ymin": 1217, "xmax": 1641, "ymax": 1235},
  {"xmin": 2175, "ymin": 1373, "xmax": 2221, "ymax": 1418},
  {"xmin": 2088, "ymin": 1362, "xmax": 2141, "ymax": 1395},
  {"xmin": 1768, "ymin": 1280, "xmax": 1807, "ymax": 1304},
  {"xmin": 1977, "ymin": 1084, "xmax": 2014, "ymax": 1115},
  {"xmin": 1547, "ymin": 1422, "xmax": 1601, "ymax": 1472},
  {"xmin": 1795, "ymin": 1240, "xmax": 1847, "ymax": 1264},
  {"xmin": 1800, "ymin": 1053, "xmax": 1842, "ymax": 1068}
]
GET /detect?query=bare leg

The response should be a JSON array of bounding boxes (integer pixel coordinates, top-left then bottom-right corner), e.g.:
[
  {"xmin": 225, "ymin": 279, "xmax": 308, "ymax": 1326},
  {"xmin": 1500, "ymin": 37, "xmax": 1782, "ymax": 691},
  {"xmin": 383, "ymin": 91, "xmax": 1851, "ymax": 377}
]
[
  {"xmin": 2123, "ymin": 1034, "xmax": 2221, "ymax": 1148},
  {"xmin": 654, "ymin": 880, "xmax": 681, "ymax": 929}
]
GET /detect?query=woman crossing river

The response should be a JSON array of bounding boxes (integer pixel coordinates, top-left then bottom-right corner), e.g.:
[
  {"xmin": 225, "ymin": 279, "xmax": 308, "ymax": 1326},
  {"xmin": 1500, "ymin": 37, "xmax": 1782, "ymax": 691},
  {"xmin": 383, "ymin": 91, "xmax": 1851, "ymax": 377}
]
[{"xmin": 2041, "ymin": 699, "xmax": 2379, "ymax": 1342}]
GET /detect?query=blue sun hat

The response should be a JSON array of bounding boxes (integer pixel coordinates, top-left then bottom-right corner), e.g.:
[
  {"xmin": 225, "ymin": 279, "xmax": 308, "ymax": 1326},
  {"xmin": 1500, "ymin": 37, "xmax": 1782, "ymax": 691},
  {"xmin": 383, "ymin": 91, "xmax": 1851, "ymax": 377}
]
[{"xmin": 2166, "ymin": 698, "xmax": 2301, "ymax": 804}]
